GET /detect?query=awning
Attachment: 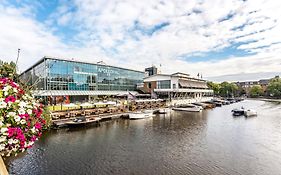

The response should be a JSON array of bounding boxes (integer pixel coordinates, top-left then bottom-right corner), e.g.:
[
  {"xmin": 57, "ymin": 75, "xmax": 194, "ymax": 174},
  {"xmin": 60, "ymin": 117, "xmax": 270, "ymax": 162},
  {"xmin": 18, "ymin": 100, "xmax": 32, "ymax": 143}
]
[
  {"xmin": 32, "ymin": 90, "xmax": 139, "ymax": 96},
  {"xmin": 179, "ymin": 80, "xmax": 208, "ymax": 89}
]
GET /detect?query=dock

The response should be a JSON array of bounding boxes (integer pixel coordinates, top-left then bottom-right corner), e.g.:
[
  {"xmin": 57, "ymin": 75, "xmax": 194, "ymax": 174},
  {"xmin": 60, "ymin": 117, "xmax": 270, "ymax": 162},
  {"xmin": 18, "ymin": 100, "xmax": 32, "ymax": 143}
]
[{"xmin": 52, "ymin": 112, "xmax": 130, "ymax": 128}]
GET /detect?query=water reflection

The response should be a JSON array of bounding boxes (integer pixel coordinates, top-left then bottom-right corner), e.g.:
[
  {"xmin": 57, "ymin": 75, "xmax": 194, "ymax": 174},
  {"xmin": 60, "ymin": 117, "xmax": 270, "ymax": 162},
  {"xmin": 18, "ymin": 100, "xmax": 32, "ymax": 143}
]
[{"xmin": 6, "ymin": 100, "xmax": 281, "ymax": 175}]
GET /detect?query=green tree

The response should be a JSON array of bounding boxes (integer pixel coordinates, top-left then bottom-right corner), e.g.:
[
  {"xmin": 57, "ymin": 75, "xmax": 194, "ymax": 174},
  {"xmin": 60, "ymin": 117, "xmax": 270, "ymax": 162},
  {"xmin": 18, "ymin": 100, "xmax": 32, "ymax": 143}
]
[
  {"xmin": 207, "ymin": 81, "xmax": 220, "ymax": 95},
  {"xmin": 249, "ymin": 85, "xmax": 263, "ymax": 97},
  {"xmin": 267, "ymin": 77, "xmax": 281, "ymax": 98},
  {"xmin": 0, "ymin": 61, "xmax": 18, "ymax": 81},
  {"xmin": 219, "ymin": 82, "xmax": 239, "ymax": 97}
]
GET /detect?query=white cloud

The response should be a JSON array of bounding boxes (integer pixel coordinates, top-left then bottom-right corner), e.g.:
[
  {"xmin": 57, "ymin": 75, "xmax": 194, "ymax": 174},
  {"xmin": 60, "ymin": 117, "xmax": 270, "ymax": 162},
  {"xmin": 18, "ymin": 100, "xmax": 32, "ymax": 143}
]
[{"xmin": 0, "ymin": 0, "xmax": 280, "ymax": 81}]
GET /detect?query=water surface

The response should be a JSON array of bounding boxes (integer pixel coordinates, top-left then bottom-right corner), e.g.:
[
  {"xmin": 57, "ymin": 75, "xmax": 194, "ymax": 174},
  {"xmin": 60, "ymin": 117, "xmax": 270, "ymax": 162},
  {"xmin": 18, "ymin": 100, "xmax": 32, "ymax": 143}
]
[{"xmin": 6, "ymin": 100, "xmax": 281, "ymax": 175}]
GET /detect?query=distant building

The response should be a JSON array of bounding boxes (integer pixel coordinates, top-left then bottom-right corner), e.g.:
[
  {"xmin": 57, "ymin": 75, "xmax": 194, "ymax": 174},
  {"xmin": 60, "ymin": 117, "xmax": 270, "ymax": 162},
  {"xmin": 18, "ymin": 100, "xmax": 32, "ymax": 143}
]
[
  {"xmin": 235, "ymin": 76, "xmax": 277, "ymax": 96},
  {"xmin": 145, "ymin": 66, "xmax": 158, "ymax": 76}
]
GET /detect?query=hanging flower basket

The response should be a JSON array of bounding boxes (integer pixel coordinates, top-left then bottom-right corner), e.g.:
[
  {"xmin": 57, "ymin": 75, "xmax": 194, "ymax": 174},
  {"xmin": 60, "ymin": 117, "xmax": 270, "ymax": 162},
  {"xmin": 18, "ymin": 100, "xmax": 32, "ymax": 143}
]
[{"xmin": 0, "ymin": 78, "xmax": 46, "ymax": 157}]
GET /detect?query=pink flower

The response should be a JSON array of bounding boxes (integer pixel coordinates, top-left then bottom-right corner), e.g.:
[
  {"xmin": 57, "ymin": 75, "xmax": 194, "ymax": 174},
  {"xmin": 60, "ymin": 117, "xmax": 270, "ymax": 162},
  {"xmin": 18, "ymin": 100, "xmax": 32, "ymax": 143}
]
[
  {"xmin": 5, "ymin": 96, "xmax": 16, "ymax": 103},
  {"xmin": 35, "ymin": 122, "xmax": 42, "ymax": 130}
]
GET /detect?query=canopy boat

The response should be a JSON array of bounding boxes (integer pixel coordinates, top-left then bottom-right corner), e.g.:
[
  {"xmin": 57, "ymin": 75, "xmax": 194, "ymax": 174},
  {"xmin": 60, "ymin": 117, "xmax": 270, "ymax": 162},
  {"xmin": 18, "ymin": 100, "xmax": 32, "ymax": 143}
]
[
  {"xmin": 172, "ymin": 104, "xmax": 202, "ymax": 112},
  {"xmin": 244, "ymin": 109, "xmax": 257, "ymax": 117},
  {"xmin": 129, "ymin": 110, "xmax": 155, "ymax": 120},
  {"xmin": 65, "ymin": 116, "xmax": 101, "ymax": 126},
  {"xmin": 153, "ymin": 108, "xmax": 170, "ymax": 114},
  {"xmin": 231, "ymin": 107, "xmax": 245, "ymax": 116}
]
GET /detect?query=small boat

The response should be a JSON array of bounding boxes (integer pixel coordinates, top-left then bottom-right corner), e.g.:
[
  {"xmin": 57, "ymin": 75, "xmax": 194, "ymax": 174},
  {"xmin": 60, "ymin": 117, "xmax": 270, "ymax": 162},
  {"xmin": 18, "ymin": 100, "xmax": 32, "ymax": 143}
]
[
  {"xmin": 129, "ymin": 110, "xmax": 155, "ymax": 120},
  {"xmin": 244, "ymin": 109, "xmax": 257, "ymax": 117},
  {"xmin": 153, "ymin": 108, "xmax": 170, "ymax": 114},
  {"xmin": 65, "ymin": 116, "xmax": 101, "ymax": 126},
  {"xmin": 172, "ymin": 104, "xmax": 202, "ymax": 112},
  {"xmin": 192, "ymin": 102, "xmax": 210, "ymax": 109},
  {"xmin": 231, "ymin": 108, "xmax": 244, "ymax": 116}
]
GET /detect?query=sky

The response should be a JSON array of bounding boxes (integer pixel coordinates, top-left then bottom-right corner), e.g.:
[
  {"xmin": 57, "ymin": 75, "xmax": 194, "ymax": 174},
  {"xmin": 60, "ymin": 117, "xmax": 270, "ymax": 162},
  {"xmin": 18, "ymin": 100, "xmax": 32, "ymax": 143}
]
[{"xmin": 0, "ymin": 0, "xmax": 280, "ymax": 82}]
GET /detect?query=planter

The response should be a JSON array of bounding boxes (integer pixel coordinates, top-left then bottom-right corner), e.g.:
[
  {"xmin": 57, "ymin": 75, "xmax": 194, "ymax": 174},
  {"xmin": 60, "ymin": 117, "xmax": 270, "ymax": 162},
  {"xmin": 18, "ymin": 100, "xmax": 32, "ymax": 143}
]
[{"xmin": 0, "ymin": 156, "xmax": 8, "ymax": 175}]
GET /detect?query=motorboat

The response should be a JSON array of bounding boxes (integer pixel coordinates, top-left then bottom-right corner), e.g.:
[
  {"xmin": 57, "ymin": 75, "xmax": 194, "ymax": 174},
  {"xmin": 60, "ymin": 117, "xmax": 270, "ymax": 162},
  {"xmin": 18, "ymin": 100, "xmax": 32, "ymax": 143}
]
[
  {"xmin": 65, "ymin": 116, "xmax": 101, "ymax": 126},
  {"xmin": 129, "ymin": 110, "xmax": 155, "ymax": 120},
  {"xmin": 172, "ymin": 104, "xmax": 203, "ymax": 112},
  {"xmin": 231, "ymin": 107, "xmax": 245, "ymax": 116},
  {"xmin": 244, "ymin": 109, "xmax": 257, "ymax": 117},
  {"xmin": 153, "ymin": 108, "xmax": 170, "ymax": 114},
  {"xmin": 192, "ymin": 102, "xmax": 210, "ymax": 109}
]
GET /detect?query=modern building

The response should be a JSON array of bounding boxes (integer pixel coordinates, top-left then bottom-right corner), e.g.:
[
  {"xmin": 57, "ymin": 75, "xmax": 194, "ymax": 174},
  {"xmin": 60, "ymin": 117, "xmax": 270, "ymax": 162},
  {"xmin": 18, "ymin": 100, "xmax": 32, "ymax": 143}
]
[
  {"xmin": 145, "ymin": 66, "xmax": 158, "ymax": 76},
  {"xmin": 138, "ymin": 72, "xmax": 213, "ymax": 105},
  {"xmin": 20, "ymin": 56, "xmax": 145, "ymax": 104}
]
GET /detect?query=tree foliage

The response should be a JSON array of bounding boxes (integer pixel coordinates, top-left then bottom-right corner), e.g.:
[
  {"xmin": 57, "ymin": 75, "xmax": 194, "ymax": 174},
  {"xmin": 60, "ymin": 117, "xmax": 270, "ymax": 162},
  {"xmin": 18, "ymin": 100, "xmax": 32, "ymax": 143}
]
[
  {"xmin": 0, "ymin": 61, "xmax": 18, "ymax": 82},
  {"xmin": 208, "ymin": 81, "xmax": 239, "ymax": 97},
  {"xmin": 267, "ymin": 77, "xmax": 281, "ymax": 98},
  {"xmin": 207, "ymin": 82, "xmax": 220, "ymax": 95},
  {"xmin": 249, "ymin": 85, "xmax": 263, "ymax": 97}
]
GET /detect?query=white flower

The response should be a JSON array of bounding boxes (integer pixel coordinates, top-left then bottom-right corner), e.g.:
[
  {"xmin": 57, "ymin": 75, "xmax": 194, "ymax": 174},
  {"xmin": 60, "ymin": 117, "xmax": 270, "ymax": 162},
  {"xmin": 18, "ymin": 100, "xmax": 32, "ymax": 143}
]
[
  {"xmin": 20, "ymin": 119, "xmax": 26, "ymax": 125},
  {"xmin": 0, "ymin": 136, "xmax": 6, "ymax": 143},
  {"xmin": 14, "ymin": 115, "xmax": 21, "ymax": 122},
  {"xmin": 8, "ymin": 139, "xmax": 13, "ymax": 145},
  {"xmin": 0, "ymin": 101, "xmax": 7, "ymax": 108},
  {"xmin": 27, "ymin": 109, "xmax": 33, "ymax": 115},
  {"xmin": 8, "ymin": 112, "xmax": 16, "ymax": 117},
  {"xmin": 3, "ymin": 85, "xmax": 11, "ymax": 92},
  {"xmin": 31, "ymin": 127, "xmax": 36, "ymax": 133},
  {"xmin": 13, "ymin": 88, "xmax": 18, "ymax": 93},
  {"xmin": 12, "ymin": 139, "xmax": 19, "ymax": 144},
  {"xmin": 0, "ymin": 144, "xmax": 5, "ymax": 151},
  {"xmin": 19, "ymin": 101, "xmax": 27, "ymax": 108},
  {"xmin": 18, "ymin": 108, "xmax": 25, "ymax": 115},
  {"xmin": 0, "ymin": 121, "xmax": 3, "ymax": 127},
  {"xmin": 1, "ymin": 127, "xmax": 8, "ymax": 134}
]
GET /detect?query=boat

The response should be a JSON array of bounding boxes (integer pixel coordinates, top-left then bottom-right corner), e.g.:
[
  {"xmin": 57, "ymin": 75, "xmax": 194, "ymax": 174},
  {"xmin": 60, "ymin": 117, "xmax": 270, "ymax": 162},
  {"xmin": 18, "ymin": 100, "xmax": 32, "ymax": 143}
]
[
  {"xmin": 172, "ymin": 104, "xmax": 203, "ymax": 112},
  {"xmin": 244, "ymin": 109, "xmax": 257, "ymax": 117},
  {"xmin": 192, "ymin": 102, "xmax": 210, "ymax": 109},
  {"xmin": 129, "ymin": 110, "xmax": 155, "ymax": 120},
  {"xmin": 65, "ymin": 116, "xmax": 101, "ymax": 126},
  {"xmin": 153, "ymin": 108, "xmax": 170, "ymax": 114},
  {"xmin": 231, "ymin": 107, "xmax": 244, "ymax": 116}
]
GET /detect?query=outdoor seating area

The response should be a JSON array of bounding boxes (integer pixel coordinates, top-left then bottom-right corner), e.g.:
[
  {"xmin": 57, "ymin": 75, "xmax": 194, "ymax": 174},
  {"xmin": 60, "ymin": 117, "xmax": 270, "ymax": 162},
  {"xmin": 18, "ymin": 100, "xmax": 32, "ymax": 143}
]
[{"xmin": 50, "ymin": 101, "xmax": 128, "ymax": 120}]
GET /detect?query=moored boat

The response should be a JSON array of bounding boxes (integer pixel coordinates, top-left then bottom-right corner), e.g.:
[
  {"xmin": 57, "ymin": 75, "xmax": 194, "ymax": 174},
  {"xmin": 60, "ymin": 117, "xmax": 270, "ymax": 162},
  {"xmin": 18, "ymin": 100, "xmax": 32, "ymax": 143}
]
[
  {"xmin": 231, "ymin": 107, "xmax": 244, "ymax": 116},
  {"xmin": 153, "ymin": 108, "xmax": 170, "ymax": 114},
  {"xmin": 172, "ymin": 104, "xmax": 202, "ymax": 112},
  {"xmin": 129, "ymin": 110, "xmax": 155, "ymax": 120},
  {"xmin": 244, "ymin": 109, "xmax": 257, "ymax": 117},
  {"xmin": 65, "ymin": 116, "xmax": 101, "ymax": 126}
]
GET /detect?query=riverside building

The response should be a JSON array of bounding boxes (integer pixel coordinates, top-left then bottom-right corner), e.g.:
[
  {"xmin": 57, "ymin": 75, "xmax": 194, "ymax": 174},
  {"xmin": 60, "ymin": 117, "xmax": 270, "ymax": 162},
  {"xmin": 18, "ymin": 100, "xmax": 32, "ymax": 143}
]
[
  {"xmin": 138, "ymin": 72, "xmax": 213, "ymax": 105},
  {"xmin": 20, "ymin": 56, "xmax": 144, "ymax": 104}
]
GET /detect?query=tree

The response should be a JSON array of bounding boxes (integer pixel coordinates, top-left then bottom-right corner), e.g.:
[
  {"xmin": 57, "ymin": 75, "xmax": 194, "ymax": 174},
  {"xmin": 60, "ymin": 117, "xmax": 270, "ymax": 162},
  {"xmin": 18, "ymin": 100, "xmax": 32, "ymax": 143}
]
[
  {"xmin": 207, "ymin": 81, "xmax": 220, "ymax": 95},
  {"xmin": 267, "ymin": 77, "xmax": 281, "ymax": 98},
  {"xmin": 219, "ymin": 82, "xmax": 239, "ymax": 97},
  {"xmin": 0, "ymin": 61, "xmax": 18, "ymax": 82},
  {"xmin": 249, "ymin": 85, "xmax": 263, "ymax": 97}
]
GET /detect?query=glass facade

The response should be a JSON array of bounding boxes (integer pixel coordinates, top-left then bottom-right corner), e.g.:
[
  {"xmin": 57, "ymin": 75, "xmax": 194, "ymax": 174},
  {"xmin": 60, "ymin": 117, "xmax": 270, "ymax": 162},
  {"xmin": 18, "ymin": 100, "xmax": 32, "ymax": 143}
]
[
  {"xmin": 157, "ymin": 80, "xmax": 171, "ymax": 89},
  {"xmin": 21, "ymin": 58, "xmax": 144, "ymax": 92}
]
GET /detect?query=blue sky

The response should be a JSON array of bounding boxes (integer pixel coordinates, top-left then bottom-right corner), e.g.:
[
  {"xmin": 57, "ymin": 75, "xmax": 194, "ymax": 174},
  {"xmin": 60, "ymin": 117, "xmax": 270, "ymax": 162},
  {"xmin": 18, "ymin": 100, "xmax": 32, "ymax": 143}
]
[{"xmin": 0, "ymin": 0, "xmax": 280, "ymax": 81}]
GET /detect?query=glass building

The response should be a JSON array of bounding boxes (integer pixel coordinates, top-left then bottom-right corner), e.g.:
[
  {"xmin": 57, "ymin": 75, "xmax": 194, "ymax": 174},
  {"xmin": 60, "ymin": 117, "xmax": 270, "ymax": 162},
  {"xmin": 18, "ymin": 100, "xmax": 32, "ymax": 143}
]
[{"xmin": 20, "ymin": 57, "xmax": 144, "ymax": 103}]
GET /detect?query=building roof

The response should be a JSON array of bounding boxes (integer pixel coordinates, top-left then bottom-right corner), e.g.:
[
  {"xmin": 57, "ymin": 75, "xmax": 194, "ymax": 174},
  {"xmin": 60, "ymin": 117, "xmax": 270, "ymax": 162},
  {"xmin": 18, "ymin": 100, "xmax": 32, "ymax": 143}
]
[
  {"xmin": 21, "ymin": 56, "xmax": 144, "ymax": 75},
  {"xmin": 144, "ymin": 72, "xmax": 206, "ymax": 82}
]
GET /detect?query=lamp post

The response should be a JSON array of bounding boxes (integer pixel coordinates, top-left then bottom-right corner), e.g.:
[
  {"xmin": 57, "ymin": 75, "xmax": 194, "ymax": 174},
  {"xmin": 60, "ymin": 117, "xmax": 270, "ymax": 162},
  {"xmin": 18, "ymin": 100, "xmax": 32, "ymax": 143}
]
[{"xmin": 15, "ymin": 48, "xmax": 20, "ymax": 74}]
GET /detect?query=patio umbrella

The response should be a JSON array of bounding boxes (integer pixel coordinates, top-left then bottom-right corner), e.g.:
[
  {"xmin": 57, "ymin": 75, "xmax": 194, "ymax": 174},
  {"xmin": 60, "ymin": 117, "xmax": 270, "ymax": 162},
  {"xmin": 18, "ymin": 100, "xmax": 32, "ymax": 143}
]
[
  {"xmin": 62, "ymin": 103, "xmax": 78, "ymax": 108},
  {"xmin": 80, "ymin": 102, "xmax": 94, "ymax": 107}
]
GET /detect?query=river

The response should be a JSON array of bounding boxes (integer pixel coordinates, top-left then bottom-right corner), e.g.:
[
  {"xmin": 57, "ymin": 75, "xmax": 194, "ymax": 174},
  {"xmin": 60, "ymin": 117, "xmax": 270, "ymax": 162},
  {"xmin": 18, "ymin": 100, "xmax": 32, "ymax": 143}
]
[{"xmin": 6, "ymin": 100, "xmax": 281, "ymax": 175}]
